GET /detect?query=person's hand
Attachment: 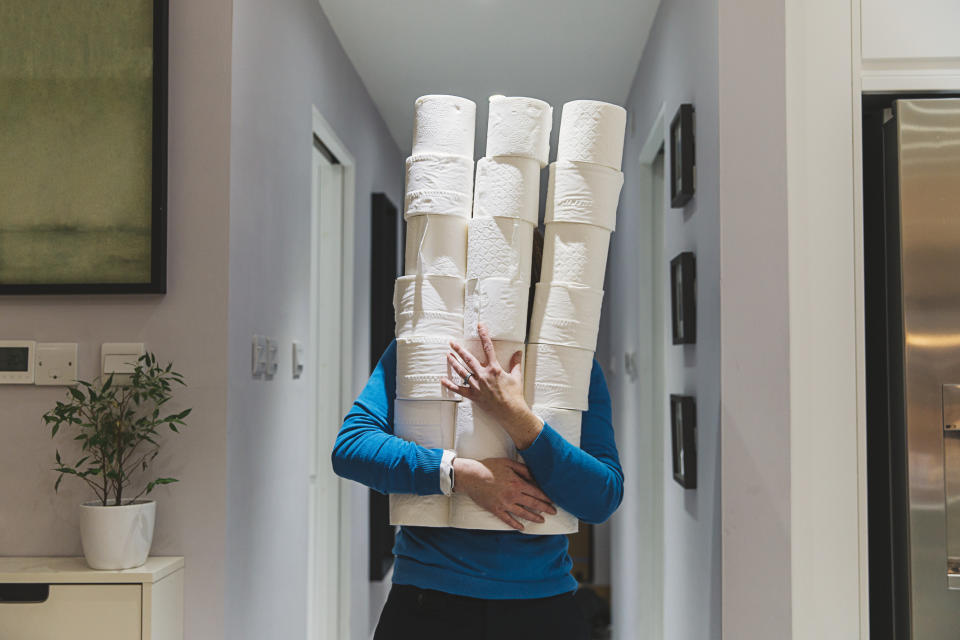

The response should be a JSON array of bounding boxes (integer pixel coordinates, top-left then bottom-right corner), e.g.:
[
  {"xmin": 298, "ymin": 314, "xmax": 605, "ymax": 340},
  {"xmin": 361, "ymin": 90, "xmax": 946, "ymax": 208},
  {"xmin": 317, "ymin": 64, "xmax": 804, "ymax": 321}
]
[
  {"xmin": 453, "ymin": 457, "xmax": 557, "ymax": 530},
  {"xmin": 441, "ymin": 323, "xmax": 543, "ymax": 449}
]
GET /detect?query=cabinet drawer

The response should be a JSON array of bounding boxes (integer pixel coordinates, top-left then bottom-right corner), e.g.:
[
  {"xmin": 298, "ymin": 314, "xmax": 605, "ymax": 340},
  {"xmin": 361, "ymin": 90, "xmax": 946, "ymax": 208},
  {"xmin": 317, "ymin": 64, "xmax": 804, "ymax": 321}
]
[{"xmin": 0, "ymin": 584, "xmax": 141, "ymax": 639}]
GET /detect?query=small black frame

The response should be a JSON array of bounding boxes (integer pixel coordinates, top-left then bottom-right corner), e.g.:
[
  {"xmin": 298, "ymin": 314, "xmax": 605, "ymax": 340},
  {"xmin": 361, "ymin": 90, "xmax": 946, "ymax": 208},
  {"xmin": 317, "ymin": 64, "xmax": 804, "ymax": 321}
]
[
  {"xmin": 670, "ymin": 394, "xmax": 697, "ymax": 489},
  {"xmin": 670, "ymin": 103, "xmax": 695, "ymax": 208},
  {"xmin": 670, "ymin": 252, "xmax": 696, "ymax": 345},
  {"xmin": 0, "ymin": 0, "xmax": 169, "ymax": 295}
]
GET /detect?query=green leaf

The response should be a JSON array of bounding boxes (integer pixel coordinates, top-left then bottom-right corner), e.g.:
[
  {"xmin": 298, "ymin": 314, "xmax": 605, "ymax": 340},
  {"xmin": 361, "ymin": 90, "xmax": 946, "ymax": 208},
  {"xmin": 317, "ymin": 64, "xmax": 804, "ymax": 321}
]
[
  {"xmin": 68, "ymin": 387, "xmax": 84, "ymax": 401},
  {"xmin": 54, "ymin": 475, "xmax": 63, "ymax": 492},
  {"xmin": 55, "ymin": 450, "xmax": 61, "ymax": 464}
]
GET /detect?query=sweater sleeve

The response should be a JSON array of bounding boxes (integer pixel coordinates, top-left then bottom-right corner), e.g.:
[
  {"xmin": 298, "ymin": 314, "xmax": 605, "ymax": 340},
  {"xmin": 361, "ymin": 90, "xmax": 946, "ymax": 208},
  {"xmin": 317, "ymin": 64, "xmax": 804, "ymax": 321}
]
[
  {"xmin": 519, "ymin": 360, "xmax": 624, "ymax": 524},
  {"xmin": 331, "ymin": 341, "xmax": 444, "ymax": 496}
]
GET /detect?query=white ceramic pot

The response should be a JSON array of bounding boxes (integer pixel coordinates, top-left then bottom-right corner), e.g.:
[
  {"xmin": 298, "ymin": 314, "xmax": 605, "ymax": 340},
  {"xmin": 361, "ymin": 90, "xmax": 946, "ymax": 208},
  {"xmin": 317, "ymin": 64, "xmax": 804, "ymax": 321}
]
[{"xmin": 79, "ymin": 499, "xmax": 156, "ymax": 570}]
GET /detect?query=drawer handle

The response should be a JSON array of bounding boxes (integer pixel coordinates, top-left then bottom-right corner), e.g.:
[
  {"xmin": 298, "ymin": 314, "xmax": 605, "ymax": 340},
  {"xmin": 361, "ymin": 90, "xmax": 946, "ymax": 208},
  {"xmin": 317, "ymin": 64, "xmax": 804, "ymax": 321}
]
[{"xmin": 0, "ymin": 584, "xmax": 49, "ymax": 603}]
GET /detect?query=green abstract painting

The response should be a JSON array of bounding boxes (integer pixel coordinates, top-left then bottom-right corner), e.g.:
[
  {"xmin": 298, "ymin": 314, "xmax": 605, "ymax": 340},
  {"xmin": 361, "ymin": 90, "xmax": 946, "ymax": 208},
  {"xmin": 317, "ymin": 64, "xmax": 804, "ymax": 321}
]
[{"xmin": 0, "ymin": 0, "xmax": 164, "ymax": 292}]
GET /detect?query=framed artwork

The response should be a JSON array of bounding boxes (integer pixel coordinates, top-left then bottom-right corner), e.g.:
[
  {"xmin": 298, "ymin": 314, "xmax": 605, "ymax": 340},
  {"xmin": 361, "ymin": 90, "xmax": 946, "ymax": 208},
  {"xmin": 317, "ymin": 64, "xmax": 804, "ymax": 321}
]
[
  {"xmin": 0, "ymin": 1, "xmax": 169, "ymax": 294},
  {"xmin": 670, "ymin": 394, "xmax": 697, "ymax": 489},
  {"xmin": 670, "ymin": 103, "xmax": 695, "ymax": 208},
  {"xmin": 670, "ymin": 251, "xmax": 696, "ymax": 345}
]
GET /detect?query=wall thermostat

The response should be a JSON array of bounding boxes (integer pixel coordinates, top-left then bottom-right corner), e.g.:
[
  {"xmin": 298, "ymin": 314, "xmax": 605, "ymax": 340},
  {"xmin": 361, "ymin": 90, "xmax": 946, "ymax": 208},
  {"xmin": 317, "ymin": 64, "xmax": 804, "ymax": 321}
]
[{"xmin": 0, "ymin": 340, "xmax": 36, "ymax": 384}]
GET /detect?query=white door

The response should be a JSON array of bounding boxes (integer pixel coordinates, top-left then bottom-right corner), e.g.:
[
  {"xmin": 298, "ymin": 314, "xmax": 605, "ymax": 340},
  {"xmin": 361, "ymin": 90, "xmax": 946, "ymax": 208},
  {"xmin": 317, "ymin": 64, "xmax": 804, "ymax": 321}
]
[{"xmin": 307, "ymin": 138, "xmax": 345, "ymax": 640}]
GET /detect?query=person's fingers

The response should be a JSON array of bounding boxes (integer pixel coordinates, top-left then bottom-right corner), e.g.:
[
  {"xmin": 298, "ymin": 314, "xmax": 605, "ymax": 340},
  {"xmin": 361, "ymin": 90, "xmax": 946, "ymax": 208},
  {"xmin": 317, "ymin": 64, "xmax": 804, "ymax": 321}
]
[
  {"xmin": 508, "ymin": 350, "xmax": 523, "ymax": 377},
  {"xmin": 515, "ymin": 503, "xmax": 546, "ymax": 524},
  {"xmin": 476, "ymin": 323, "xmax": 500, "ymax": 370},
  {"xmin": 518, "ymin": 493, "xmax": 557, "ymax": 516},
  {"xmin": 441, "ymin": 376, "xmax": 473, "ymax": 399},
  {"xmin": 519, "ymin": 481, "xmax": 553, "ymax": 506},
  {"xmin": 450, "ymin": 340, "xmax": 483, "ymax": 376},
  {"xmin": 507, "ymin": 460, "xmax": 533, "ymax": 480},
  {"xmin": 497, "ymin": 508, "xmax": 524, "ymax": 530},
  {"xmin": 447, "ymin": 354, "xmax": 478, "ymax": 388}
]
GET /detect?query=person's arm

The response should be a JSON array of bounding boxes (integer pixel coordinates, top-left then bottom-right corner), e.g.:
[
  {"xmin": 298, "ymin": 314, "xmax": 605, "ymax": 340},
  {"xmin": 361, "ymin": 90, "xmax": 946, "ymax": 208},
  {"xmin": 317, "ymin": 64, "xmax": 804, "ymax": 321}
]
[
  {"xmin": 517, "ymin": 362, "xmax": 624, "ymax": 524},
  {"xmin": 331, "ymin": 341, "xmax": 444, "ymax": 496},
  {"xmin": 442, "ymin": 325, "xmax": 624, "ymax": 524}
]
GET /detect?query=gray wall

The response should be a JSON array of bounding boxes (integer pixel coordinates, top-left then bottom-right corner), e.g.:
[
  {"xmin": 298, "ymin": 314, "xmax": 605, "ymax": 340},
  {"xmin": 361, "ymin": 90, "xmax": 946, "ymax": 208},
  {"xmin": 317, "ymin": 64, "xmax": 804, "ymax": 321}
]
[
  {"xmin": 0, "ymin": 2, "xmax": 234, "ymax": 639},
  {"xmin": 226, "ymin": 1, "xmax": 404, "ymax": 638},
  {"xmin": 598, "ymin": 0, "xmax": 722, "ymax": 636}
]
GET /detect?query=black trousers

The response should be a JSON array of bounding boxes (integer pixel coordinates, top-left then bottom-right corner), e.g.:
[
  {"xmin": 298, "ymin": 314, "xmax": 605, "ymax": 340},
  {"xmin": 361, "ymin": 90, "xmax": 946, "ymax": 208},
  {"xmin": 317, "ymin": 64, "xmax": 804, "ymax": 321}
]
[{"xmin": 373, "ymin": 584, "xmax": 591, "ymax": 640}]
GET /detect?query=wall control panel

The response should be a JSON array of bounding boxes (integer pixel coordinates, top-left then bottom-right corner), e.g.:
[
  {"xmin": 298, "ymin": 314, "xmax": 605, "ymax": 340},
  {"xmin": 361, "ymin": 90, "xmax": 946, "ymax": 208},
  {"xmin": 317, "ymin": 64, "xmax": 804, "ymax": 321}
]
[{"xmin": 0, "ymin": 340, "xmax": 35, "ymax": 384}]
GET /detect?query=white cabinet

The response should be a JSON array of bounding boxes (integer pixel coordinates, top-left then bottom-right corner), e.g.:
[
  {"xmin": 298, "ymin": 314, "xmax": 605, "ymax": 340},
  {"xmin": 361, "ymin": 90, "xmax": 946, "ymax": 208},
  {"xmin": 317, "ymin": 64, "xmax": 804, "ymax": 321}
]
[
  {"xmin": 0, "ymin": 557, "xmax": 183, "ymax": 640},
  {"xmin": 862, "ymin": 0, "xmax": 960, "ymax": 61}
]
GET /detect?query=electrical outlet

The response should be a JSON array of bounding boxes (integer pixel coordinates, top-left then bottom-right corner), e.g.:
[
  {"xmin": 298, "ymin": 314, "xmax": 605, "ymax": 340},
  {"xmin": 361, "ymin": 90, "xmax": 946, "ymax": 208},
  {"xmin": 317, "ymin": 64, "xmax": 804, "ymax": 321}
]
[{"xmin": 35, "ymin": 343, "xmax": 78, "ymax": 386}]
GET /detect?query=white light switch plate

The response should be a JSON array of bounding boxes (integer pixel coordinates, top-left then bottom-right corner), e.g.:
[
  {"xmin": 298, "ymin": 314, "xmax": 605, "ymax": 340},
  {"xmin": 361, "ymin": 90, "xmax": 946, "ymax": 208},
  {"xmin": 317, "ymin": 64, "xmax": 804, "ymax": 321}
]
[
  {"xmin": 35, "ymin": 343, "xmax": 78, "ymax": 386},
  {"xmin": 265, "ymin": 338, "xmax": 279, "ymax": 379},
  {"xmin": 292, "ymin": 341, "xmax": 304, "ymax": 379},
  {"xmin": 252, "ymin": 335, "xmax": 267, "ymax": 377},
  {"xmin": 101, "ymin": 343, "xmax": 145, "ymax": 384}
]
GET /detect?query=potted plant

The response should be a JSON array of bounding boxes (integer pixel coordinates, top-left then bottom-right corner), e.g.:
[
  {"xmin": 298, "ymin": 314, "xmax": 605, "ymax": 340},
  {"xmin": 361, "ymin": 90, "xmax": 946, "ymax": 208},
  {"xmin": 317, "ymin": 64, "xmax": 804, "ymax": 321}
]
[{"xmin": 42, "ymin": 352, "xmax": 191, "ymax": 570}]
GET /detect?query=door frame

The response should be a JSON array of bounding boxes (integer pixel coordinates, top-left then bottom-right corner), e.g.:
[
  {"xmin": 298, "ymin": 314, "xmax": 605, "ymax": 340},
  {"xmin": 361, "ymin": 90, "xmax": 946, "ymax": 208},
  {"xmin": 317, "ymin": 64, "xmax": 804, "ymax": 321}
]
[
  {"xmin": 307, "ymin": 106, "xmax": 356, "ymax": 640},
  {"xmin": 612, "ymin": 103, "xmax": 667, "ymax": 640}
]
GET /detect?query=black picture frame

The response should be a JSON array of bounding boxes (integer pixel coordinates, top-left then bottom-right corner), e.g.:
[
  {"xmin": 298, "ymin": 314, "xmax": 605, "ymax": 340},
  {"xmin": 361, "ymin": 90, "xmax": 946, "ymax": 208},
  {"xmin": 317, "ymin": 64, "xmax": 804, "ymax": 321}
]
[
  {"xmin": 0, "ymin": 1, "xmax": 169, "ymax": 295},
  {"xmin": 670, "ymin": 252, "xmax": 696, "ymax": 345},
  {"xmin": 670, "ymin": 394, "xmax": 697, "ymax": 489},
  {"xmin": 669, "ymin": 103, "xmax": 695, "ymax": 208}
]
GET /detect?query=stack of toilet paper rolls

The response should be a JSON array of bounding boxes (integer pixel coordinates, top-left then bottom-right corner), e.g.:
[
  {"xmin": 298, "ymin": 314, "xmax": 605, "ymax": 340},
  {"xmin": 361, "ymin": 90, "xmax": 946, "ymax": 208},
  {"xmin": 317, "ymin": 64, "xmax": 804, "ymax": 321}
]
[
  {"xmin": 452, "ymin": 96, "xmax": 553, "ymax": 531},
  {"xmin": 390, "ymin": 95, "xmax": 475, "ymax": 527},
  {"xmin": 523, "ymin": 100, "xmax": 626, "ymax": 535}
]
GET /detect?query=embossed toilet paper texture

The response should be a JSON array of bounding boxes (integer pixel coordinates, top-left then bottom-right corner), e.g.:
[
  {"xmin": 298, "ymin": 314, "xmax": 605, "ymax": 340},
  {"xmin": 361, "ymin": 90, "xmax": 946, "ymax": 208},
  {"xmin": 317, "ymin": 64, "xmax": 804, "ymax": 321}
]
[
  {"xmin": 485, "ymin": 95, "xmax": 553, "ymax": 167},
  {"xmin": 404, "ymin": 214, "xmax": 467, "ymax": 277},
  {"xmin": 396, "ymin": 336, "xmax": 462, "ymax": 401},
  {"xmin": 463, "ymin": 277, "xmax": 530, "ymax": 342},
  {"xmin": 528, "ymin": 282, "xmax": 604, "ymax": 351},
  {"xmin": 556, "ymin": 100, "xmax": 627, "ymax": 170},
  {"xmin": 394, "ymin": 274, "xmax": 465, "ymax": 338},
  {"xmin": 523, "ymin": 343, "xmax": 594, "ymax": 411},
  {"xmin": 547, "ymin": 160, "xmax": 624, "ymax": 231},
  {"xmin": 412, "ymin": 95, "xmax": 476, "ymax": 157},
  {"xmin": 540, "ymin": 221, "xmax": 611, "ymax": 290},
  {"xmin": 406, "ymin": 153, "xmax": 474, "ymax": 195},
  {"xmin": 472, "ymin": 156, "xmax": 540, "ymax": 225},
  {"xmin": 466, "ymin": 217, "xmax": 534, "ymax": 282}
]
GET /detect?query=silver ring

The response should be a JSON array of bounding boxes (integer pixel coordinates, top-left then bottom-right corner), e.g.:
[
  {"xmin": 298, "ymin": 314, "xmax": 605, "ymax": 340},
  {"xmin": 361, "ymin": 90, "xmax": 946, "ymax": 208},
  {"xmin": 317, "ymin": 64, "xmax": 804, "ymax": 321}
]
[{"xmin": 461, "ymin": 372, "xmax": 474, "ymax": 387}]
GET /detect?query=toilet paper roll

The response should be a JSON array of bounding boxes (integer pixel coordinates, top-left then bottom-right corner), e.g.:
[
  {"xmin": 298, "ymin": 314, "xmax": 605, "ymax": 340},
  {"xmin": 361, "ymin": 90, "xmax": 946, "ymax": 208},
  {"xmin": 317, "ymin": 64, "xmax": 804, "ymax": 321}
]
[
  {"xmin": 462, "ymin": 338, "xmax": 525, "ymax": 374},
  {"xmin": 390, "ymin": 494, "xmax": 450, "ymax": 527},
  {"xmin": 517, "ymin": 405, "xmax": 581, "ymax": 535},
  {"xmin": 406, "ymin": 153, "xmax": 474, "ymax": 195},
  {"xmin": 394, "ymin": 275, "xmax": 465, "ymax": 338},
  {"xmin": 472, "ymin": 157, "xmax": 541, "ymax": 225},
  {"xmin": 463, "ymin": 277, "xmax": 530, "ymax": 343},
  {"xmin": 466, "ymin": 217, "xmax": 534, "ymax": 283},
  {"xmin": 557, "ymin": 100, "xmax": 627, "ymax": 170},
  {"xmin": 544, "ymin": 163, "xmax": 556, "ymax": 224},
  {"xmin": 528, "ymin": 282, "xmax": 604, "ymax": 351},
  {"xmin": 404, "ymin": 189, "xmax": 472, "ymax": 220},
  {"xmin": 453, "ymin": 399, "xmax": 516, "ymax": 461},
  {"xmin": 450, "ymin": 493, "xmax": 513, "ymax": 531},
  {"xmin": 394, "ymin": 399, "xmax": 457, "ymax": 450},
  {"xmin": 485, "ymin": 96, "xmax": 553, "ymax": 167},
  {"xmin": 412, "ymin": 95, "xmax": 476, "ymax": 157},
  {"xmin": 405, "ymin": 215, "xmax": 467, "ymax": 277},
  {"xmin": 523, "ymin": 343, "xmax": 594, "ymax": 411},
  {"xmin": 547, "ymin": 161, "xmax": 624, "ymax": 231},
  {"xmin": 396, "ymin": 336, "xmax": 462, "ymax": 401},
  {"xmin": 540, "ymin": 221, "xmax": 610, "ymax": 290}
]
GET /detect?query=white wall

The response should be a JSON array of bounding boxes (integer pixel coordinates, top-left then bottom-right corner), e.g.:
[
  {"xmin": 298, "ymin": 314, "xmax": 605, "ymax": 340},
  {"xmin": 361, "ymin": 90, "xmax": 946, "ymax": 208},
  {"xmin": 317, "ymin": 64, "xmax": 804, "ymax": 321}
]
[
  {"xmin": 0, "ymin": 2, "xmax": 233, "ymax": 639},
  {"xmin": 225, "ymin": 1, "xmax": 404, "ymax": 639},
  {"xmin": 599, "ymin": 0, "xmax": 721, "ymax": 637}
]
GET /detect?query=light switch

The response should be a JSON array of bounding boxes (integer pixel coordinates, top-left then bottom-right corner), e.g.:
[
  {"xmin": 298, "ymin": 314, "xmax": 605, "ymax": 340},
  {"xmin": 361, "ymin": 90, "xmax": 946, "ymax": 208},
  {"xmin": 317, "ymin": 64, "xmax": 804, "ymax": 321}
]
[
  {"xmin": 265, "ymin": 338, "xmax": 279, "ymax": 379},
  {"xmin": 292, "ymin": 341, "xmax": 305, "ymax": 379},
  {"xmin": 35, "ymin": 343, "xmax": 78, "ymax": 386},
  {"xmin": 101, "ymin": 343, "xmax": 145, "ymax": 384},
  {"xmin": 252, "ymin": 335, "xmax": 267, "ymax": 378}
]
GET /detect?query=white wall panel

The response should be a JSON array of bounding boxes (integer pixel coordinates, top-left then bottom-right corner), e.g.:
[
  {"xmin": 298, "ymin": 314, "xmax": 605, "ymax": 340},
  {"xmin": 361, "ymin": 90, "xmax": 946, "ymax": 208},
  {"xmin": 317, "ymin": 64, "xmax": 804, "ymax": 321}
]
[{"xmin": 862, "ymin": 0, "xmax": 960, "ymax": 61}]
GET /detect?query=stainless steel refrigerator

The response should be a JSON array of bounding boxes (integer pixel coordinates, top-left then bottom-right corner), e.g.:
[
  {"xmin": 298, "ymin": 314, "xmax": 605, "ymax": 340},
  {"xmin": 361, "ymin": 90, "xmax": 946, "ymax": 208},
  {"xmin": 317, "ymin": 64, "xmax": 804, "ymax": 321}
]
[{"xmin": 865, "ymin": 96, "xmax": 960, "ymax": 639}]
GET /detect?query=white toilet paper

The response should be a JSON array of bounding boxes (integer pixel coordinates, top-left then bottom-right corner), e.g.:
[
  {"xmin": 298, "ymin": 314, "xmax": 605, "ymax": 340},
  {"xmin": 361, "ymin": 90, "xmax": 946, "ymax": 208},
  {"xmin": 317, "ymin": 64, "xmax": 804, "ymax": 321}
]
[
  {"xmin": 404, "ymin": 189, "xmax": 472, "ymax": 219},
  {"xmin": 396, "ymin": 336, "xmax": 461, "ymax": 401},
  {"xmin": 394, "ymin": 274, "xmax": 465, "ymax": 339},
  {"xmin": 546, "ymin": 160, "xmax": 624, "ymax": 231},
  {"xmin": 517, "ymin": 405, "xmax": 582, "ymax": 535},
  {"xmin": 466, "ymin": 217, "xmax": 534, "ymax": 283},
  {"xmin": 406, "ymin": 153, "xmax": 474, "ymax": 195},
  {"xmin": 463, "ymin": 277, "xmax": 530, "ymax": 343},
  {"xmin": 523, "ymin": 343, "xmax": 594, "ymax": 411},
  {"xmin": 528, "ymin": 282, "xmax": 604, "ymax": 351},
  {"xmin": 412, "ymin": 95, "xmax": 476, "ymax": 158},
  {"xmin": 540, "ymin": 221, "xmax": 611, "ymax": 290},
  {"xmin": 450, "ymin": 399, "xmax": 517, "ymax": 531},
  {"xmin": 463, "ymin": 338, "xmax": 526, "ymax": 374},
  {"xmin": 394, "ymin": 399, "xmax": 457, "ymax": 450},
  {"xmin": 472, "ymin": 156, "xmax": 541, "ymax": 225},
  {"xmin": 390, "ymin": 493, "xmax": 450, "ymax": 527},
  {"xmin": 557, "ymin": 100, "xmax": 627, "ymax": 171},
  {"xmin": 485, "ymin": 95, "xmax": 553, "ymax": 167},
  {"xmin": 544, "ymin": 162, "xmax": 556, "ymax": 224},
  {"xmin": 405, "ymin": 214, "xmax": 467, "ymax": 277}
]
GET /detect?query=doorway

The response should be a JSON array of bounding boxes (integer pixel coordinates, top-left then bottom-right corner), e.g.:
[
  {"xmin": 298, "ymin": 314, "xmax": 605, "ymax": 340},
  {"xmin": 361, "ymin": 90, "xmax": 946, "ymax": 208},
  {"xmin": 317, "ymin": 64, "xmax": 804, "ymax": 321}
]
[{"xmin": 307, "ymin": 108, "xmax": 356, "ymax": 640}]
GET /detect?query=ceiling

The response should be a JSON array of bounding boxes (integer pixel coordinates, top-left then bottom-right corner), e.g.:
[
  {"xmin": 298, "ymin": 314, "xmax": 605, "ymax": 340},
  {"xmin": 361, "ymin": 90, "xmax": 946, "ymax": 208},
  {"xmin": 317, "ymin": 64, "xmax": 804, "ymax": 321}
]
[{"xmin": 318, "ymin": 0, "xmax": 661, "ymax": 157}]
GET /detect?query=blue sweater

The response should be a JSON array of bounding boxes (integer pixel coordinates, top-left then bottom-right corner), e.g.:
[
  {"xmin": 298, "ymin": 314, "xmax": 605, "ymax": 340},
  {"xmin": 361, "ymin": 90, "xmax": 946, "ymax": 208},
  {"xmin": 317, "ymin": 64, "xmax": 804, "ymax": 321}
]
[{"xmin": 331, "ymin": 341, "xmax": 623, "ymax": 599}]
